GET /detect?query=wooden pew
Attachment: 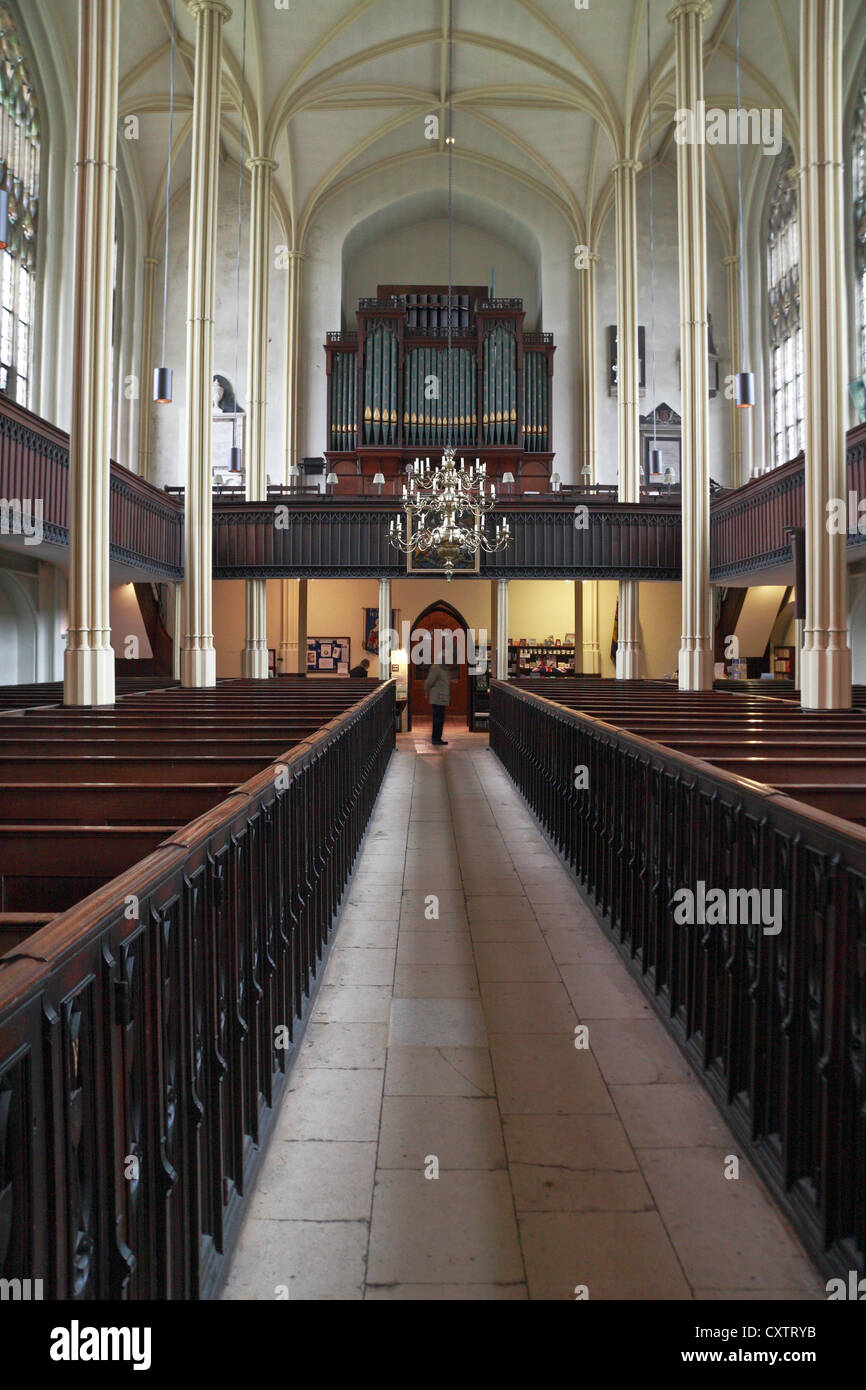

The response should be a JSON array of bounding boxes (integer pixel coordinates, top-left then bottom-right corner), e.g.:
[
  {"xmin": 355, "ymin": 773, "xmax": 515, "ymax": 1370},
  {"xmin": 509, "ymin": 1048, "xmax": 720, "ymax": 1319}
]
[
  {"xmin": 506, "ymin": 676, "xmax": 866, "ymax": 827},
  {"xmin": 0, "ymin": 676, "xmax": 389, "ymax": 935}
]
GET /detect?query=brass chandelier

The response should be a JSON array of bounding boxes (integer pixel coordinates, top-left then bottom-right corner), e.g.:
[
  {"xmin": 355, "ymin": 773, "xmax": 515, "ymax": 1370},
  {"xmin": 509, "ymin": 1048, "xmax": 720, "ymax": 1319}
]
[{"xmin": 389, "ymin": 447, "xmax": 511, "ymax": 582}]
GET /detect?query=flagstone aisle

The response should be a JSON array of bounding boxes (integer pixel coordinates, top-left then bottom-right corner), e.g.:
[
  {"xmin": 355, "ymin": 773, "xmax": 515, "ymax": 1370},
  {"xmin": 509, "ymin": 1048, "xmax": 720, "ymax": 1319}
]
[{"xmin": 222, "ymin": 729, "xmax": 824, "ymax": 1301}]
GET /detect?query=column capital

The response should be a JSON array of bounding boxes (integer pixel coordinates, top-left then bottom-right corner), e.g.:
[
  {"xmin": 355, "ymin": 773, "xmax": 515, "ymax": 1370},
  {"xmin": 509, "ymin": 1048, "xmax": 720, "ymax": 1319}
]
[
  {"xmin": 288, "ymin": 250, "xmax": 307, "ymax": 262},
  {"xmin": 187, "ymin": 1, "xmax": 232, "ymax": 22},
  {"xmin": 246, "ymin": 156, "xmax": 278, "ymax": 173},
  {"xmin": 667, "ymin": 0, "xmax": 711, "ymax": 25},
  {"xmin": 721, "ymin": 254, "xmax": 739, "ymax": 267},
  {"xmin": 143, "ymin": 255, "xmax": 160, "ymax": 267},
  {"xmin": 611, "ymin": 158, "xmax": 642, "ymax": 175}
]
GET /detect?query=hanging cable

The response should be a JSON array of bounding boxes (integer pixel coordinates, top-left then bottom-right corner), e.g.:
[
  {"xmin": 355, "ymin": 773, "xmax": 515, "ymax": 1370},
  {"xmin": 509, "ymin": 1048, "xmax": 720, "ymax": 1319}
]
[
  {"xmin": 734, "ymin": 0, "xmax": 754, "ymax": 405},
  {"xmin": 232, "ymin": 0, "xmax": 248, "ymax": 461},
  {"xmin": 446, "ymin": 0, "xmax": 454, "ymax": 449},
  {"xmin": 646, "ymin": 0, "xmax": 659, "ymax": 465},
  {"xmin": 154, "ymin": 0, "xmax": 176, "ymax": 402}
]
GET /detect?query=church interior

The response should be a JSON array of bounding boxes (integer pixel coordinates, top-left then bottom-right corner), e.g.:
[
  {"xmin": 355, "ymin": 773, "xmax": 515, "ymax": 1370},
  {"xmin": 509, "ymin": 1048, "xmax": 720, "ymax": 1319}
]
[{"xmin": 0, "ymin": 0, "xmax": 865, "ymax": 1324}]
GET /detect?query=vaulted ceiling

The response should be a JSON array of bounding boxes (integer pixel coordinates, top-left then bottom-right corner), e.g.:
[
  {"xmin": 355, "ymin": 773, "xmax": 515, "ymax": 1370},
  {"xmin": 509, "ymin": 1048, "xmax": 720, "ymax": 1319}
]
[{"xmin": 46, "ymin": 0, "xmax": 866, "ymax": 255}]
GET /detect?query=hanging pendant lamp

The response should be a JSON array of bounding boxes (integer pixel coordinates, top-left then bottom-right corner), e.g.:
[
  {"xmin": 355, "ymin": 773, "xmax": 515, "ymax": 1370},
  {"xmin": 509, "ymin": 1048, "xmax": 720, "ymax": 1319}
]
[
  {"xmin": 734, "ymin": 0, "xmax": 754, "ymax": 408},
  {"xmin": 154, "ymin": 0, "xmax": 176, "ymax": 403},
  {"xmin": 646, "ymin": 0, "xmax": 663, "ymax": 478},
  {"xmin": 230, "ymin": 0, "xmax": 248, "ymax": 473}
]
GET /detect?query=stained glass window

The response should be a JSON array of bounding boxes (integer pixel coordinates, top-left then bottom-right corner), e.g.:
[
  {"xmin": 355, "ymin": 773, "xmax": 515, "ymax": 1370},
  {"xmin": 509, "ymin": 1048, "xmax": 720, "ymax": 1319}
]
[
  {"xmin": 854, "ymin": 81, "xmax": 866, "ymax": 377},
  {"xmin": 0, "ymin": 5, "xmax": 38, "ymax": 409},
  {"xmin": 767, "ymin": 145, "xmax": 802, "ymax": 469}
]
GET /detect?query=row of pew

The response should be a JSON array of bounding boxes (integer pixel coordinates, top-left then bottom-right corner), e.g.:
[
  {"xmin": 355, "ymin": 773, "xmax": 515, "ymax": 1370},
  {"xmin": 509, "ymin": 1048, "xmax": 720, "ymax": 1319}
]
[
  {"xmin": 510, "ymin": 677, "xmax": 866, "ymax": 826},
  {"xmin": 0, "ymin": 677, "xmax": 381, "ymax": 959},
  {"xmin": 0, "ymin": 675, "xmax": 180, "ymax": 712}
]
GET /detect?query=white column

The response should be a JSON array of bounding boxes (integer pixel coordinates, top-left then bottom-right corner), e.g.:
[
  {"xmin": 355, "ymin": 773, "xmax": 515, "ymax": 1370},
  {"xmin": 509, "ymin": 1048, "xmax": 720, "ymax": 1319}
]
[
  {"xmin": 296, "ymin": 578, "xmax": 308, "ymax": 675},
  {"xmin": 573, "ymin": 581, "xmax": 584, "ymax": 673},
  {"xmin": 799, "ymin": 0, "xmax": 851, "ymax": 709},
  {"xmin": 495, "ymin": 579, "xmax": 509, "ymax": 680},
  {"xmin": 613, "ymin": 160, "xmax": 641, "ymax": 680},
  {"xmin": 278, "ymin": 577, "xmax": 305, "ymax": 675},
  {"xmin": 378, "ymin": 578, "xmax": 392, "ymax": 680},
  {"xmin": 582, "ymin": 582, "xmax": 601, "ymax": 673},
  {"xmin": 278, "ymin": 247, "xmax": 305, "ymax": 680},
  {"xmin": 721, "ymin": 253, "xmax": 744, "ymax": 489},
  {"xmin": 63, "ymin": 0, "xmax": 119, "ymax": 707},
  {"xmin": 172, "ymin": 582, "xmax": 182, "ymax": 680},
  {"xmin": 180, "ymin": 0, "xmax": 231, "ymax": 688},
  {"xmin": 669, "ymin": 0, "xmax": 713, "ymax": 691},
  {"xmin": 577, "ymin": 249, "xmax": 601, "ymax": 675},
  {"xmin": 278, "ymin": 578, "xmax": 293, "ymax": 674},
  {"xmin": 138, "ymin": 255, "xmax": 159, "ymax": 480},
  {"xmin": 284, "ymin": 250, "xmax": 305, "ymax": 481},
  {"xmin": 242, "ymin": 156, "xmax": 278, "ymax": 679}
]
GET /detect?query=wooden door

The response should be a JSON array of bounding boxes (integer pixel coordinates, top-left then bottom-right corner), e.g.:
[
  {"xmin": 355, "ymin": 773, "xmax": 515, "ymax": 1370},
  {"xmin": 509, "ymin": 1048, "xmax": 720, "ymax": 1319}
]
[{"xmin": 408, "ymin": 606, "xmax": 469, "ymax": 722}]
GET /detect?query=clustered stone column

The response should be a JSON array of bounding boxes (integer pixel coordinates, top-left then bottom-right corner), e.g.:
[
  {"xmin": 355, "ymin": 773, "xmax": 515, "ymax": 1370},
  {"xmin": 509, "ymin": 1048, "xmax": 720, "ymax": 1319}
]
[
  {"xmin": 138, "ymin": 254, "xmax": 160, "ymax": 479},
  {"xmin": 64, "ymin": 0, "xmax": 120, "ymax": 707},
  {"xmin": 495, "ymin": 580, "xmax": 509, "ymax": 681},
  {"xmin": 577, "ymin": 249, "xmax": 600, "ymax": 674},
  {"xmin": 285, "ymin": 250, "xmax": 305, "ymax": 479},
  {"xmin": 799, "ymin": 0, "xmax": 851, "ymax": 709},
  {"xmin": 242, "ymin": 156, "xmax": 278, "ymax": 679},
  {"xmin": 378, "ymin": 578, "xmax": 392, "ymax": 680},
  {"xmin": 612, "ymin": 159, "xmax": 642, "ymax": 680},
  {"xmin": 279, "ymin": 248, "xmax": 305, "ymax": 678},
  {"xmin": 721, "ymin": 253, "xmax": 744, "ymax": 488},
  {"xmin": 181, "ymin": 0, "xmax": 231, "ymax": 688},
  {"xmin": 669, "ymin": 0, "xmax": 713, "ymax": 691}
]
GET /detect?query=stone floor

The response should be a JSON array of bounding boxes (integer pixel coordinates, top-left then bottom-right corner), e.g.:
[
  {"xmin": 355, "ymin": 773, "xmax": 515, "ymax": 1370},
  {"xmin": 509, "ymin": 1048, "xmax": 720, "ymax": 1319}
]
[{"xmin": 221, "ymin": 723, "xmax": 825, "ymax": 1301}]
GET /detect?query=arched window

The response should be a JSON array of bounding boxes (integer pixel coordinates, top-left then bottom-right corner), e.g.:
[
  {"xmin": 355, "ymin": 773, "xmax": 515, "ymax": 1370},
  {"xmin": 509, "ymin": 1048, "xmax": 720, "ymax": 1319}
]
[
  {"xmin": 767, "ymin": 145, "xmax": 802, "ymax": 470},
  {"xmin": 854, "ymin": 81, "xmax": 866, "ymax": 376},
  {"xmin": 0, "ymin": 5, "xmax": 38, "ymax": 409}
]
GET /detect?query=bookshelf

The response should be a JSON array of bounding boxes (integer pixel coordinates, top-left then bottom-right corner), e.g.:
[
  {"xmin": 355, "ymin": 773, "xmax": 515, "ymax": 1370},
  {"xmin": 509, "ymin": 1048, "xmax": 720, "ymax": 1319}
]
[
  {"xmin": 508, "ymin": 643, "xmax": 576, "ymax": 677},
  {"xmin": 772, "ymin": 645, "xmax": 795, "ymax": 678}
]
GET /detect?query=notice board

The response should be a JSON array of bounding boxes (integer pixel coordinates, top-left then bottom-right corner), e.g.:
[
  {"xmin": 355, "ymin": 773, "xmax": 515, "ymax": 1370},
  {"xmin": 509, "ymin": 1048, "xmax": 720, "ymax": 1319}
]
[{"xmin": 306, "ymin": 637, "xmax": 351, "ymax": 674}]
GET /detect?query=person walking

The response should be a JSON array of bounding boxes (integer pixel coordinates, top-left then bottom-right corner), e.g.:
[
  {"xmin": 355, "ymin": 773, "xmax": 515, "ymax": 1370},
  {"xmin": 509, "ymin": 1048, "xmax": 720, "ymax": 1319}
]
[{"xmin": 424, "ymin": 661, "xmax": 451, "ymax": 746}]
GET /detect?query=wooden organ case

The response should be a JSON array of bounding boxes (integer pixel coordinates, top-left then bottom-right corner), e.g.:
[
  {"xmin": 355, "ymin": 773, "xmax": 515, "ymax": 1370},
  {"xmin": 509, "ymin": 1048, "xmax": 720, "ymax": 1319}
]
[{"xmin": 324, "ymin": 287, "xmax": 555, "ymax": 494}]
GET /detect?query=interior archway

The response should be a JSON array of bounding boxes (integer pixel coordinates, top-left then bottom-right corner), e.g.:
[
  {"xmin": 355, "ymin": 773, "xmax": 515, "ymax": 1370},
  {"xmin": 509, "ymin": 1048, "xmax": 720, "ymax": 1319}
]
[
  {"xmin": 0, "ymin": 571, "xmax": 38, "ymax": 683},
  {"xmin": 408, "ymin": 597, "xmax": 471, "ymax": 728}
]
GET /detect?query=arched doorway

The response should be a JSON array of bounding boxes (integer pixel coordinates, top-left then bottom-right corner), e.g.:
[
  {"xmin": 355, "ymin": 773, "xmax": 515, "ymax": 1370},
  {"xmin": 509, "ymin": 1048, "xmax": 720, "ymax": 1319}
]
[{"xmin": 408, "ymin": 599, "xmax": 470, "ymax": 728}]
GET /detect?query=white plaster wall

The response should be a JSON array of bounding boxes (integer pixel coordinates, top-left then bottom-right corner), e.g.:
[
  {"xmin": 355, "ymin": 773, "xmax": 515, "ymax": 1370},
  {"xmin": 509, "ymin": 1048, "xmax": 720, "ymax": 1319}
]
[
  {"xmin": 109, "ymin": 583, "xmax": 152, "ymax": 659},
  {"xmin": 148, "ymin": 172, "xmax": 287, "ymax": 491},
  {"xmin": 0, "ymin": 552, "xmax": 66, "ymax": 682},
  {"xmin": 299, "ymin": 162, "xmax": 580, "ymax": 479},
  {"xmin": 595, "ymin": 166, "xmax": 732, "ymax": 488},
  {"xmin": 343, "ymin": 218, "xmax": 539, "ymax": 329}
]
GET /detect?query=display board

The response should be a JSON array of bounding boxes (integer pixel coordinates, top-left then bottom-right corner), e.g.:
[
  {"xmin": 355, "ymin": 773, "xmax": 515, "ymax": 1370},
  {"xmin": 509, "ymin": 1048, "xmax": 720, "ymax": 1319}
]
[{"xmin": 306, "ymin": 637, "xmax": 350, "ymax": 674}]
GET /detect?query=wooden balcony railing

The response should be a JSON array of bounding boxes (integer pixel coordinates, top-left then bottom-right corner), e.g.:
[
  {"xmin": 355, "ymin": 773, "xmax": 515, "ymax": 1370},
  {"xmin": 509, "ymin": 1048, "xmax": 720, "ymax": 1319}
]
[
  {"xmin": 490, "ymin": 679, "xmax": 866, "ymax": 1282},
  {"xmin": 710, "ymin": 421, "xmax": 866, "ymax": 580},
  {"xmin": 0, "ymin": 396, "xmax": 183, "ymax": 577},
  {"xmin": 212, "ymin": 495, "xmax": 682, "ymax": 579},
  {"xmin": 3, "ymin": 390, "xmax": 866, "ymax": 585},
  {"xmin": 0, "ymin": 680, "xmax": 395, "ymax": 1299}
]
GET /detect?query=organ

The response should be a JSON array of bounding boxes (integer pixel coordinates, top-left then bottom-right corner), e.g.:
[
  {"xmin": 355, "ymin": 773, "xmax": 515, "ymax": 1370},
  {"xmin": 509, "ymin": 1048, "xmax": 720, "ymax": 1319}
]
[{"xmin": 324, "ymin": 286, "xmax": 555, "ymax": 494}]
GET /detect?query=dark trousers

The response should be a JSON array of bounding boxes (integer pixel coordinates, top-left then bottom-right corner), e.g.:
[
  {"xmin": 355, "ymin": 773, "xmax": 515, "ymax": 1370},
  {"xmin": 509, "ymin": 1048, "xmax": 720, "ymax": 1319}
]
[{"xmin": 431, "ymin": 703, "xmax": 446, "ymax": 742}]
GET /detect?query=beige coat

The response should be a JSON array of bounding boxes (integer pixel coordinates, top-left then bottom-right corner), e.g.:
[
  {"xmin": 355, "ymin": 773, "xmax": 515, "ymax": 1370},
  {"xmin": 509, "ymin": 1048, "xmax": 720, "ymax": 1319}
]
[{"xmin": 424, "ymin": 663, "xmax": 451, "ymax": 706}]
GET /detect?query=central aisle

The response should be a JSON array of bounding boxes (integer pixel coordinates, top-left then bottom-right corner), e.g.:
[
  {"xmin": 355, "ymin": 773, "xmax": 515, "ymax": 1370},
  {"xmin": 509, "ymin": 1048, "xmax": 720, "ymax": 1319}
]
[{"xmin": 222, "ymin": 730, "xmax": 823, "ymax": 1301}]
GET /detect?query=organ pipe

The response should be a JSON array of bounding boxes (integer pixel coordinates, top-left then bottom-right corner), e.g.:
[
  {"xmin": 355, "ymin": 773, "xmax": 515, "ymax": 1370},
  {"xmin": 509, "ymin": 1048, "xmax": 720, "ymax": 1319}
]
[{"xmin": 329, "ymin": 303, "xmax": 546, "ymax": 458}]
